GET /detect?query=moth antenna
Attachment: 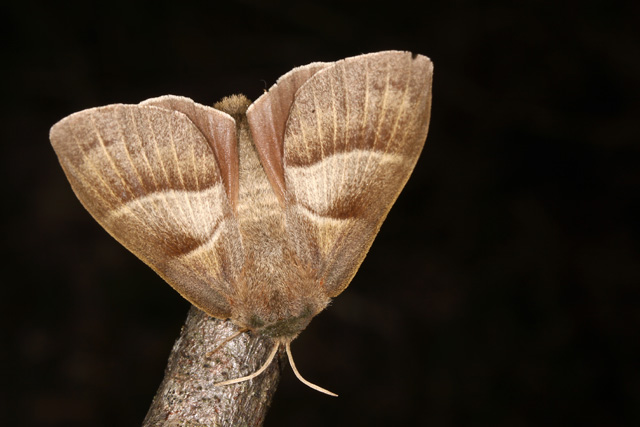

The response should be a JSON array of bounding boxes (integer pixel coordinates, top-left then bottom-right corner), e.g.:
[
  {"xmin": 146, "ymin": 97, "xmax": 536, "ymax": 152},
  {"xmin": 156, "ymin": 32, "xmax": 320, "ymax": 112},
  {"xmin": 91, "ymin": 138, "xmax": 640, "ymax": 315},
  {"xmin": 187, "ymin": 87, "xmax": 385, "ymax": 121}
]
[
  {"xmin": 213, "ymin": 341, "xmax": 280, "ymax": 387},
  {"xmin": 206, "ymin": 328, "xmax": 248, "ymax": 358},
  {"xmin": 285, "ymin": 341, "xmax": 338, "ymax": 397}
]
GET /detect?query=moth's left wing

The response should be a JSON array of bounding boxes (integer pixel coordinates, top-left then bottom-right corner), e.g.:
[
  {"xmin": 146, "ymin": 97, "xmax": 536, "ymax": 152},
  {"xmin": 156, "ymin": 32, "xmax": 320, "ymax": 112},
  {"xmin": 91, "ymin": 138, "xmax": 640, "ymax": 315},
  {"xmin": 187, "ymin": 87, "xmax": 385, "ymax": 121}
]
[
  {"xmin": 140, "ymin": 95, "xmax": 241, "ymax": 210},
  {"xmin": 280, "ymin": 51, "xmax": 433, "ymax": 297},
  {"xmin": 49, "ymin": 99, "xmax": 243, "ymax": 318}
]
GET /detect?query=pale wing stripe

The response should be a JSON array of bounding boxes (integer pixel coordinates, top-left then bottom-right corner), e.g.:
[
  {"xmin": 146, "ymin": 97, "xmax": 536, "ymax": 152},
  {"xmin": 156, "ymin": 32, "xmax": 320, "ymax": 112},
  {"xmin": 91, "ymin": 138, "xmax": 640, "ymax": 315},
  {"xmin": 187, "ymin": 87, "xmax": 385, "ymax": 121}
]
[
  {"xmin": 168, "ymin": 114, "xmax": 200, "ymax": 237},
  {"xmin": 188, "ymin": 122, "xmax": 226, "ymax": 272},
  {"xmin": 287, "ymin": 150, "xmax": 404, "ymax": 214},
  {"xmin": 296, "ymin": 204, "xmax": 353, "ymax": 259},
  {"xmin": 167, "ymin": 113, "xmax": 229, "ymax": 273},
  {"xmin": 296, "ymin": 103, "xmax": 314, "ymax": 212},
  {"xmin": 144, "ymin": 111, "xmax": 186, "ymax": 232},
  {"xmin": 120, "ymin": 109, "xmax": 173, "ymax": 230},
  {"xmin": 106, "ymin": 186, "xmax": 224, "ymax": 247},
  {"xmin": 176, "ymin": 221, "xmax": 224, "ymax": 267},
  {"xmin": 126, "ymin": 109, "xmax": 178, "ymax": 234},
  {"xmin": 311, "ymin": 87, "xmax": 329, "ymax": 247},
  {"xmin": 164, "ymin": 113, "xmax": 193, "ymax": 229},
  {"xmin": 361, "ymin": 57, "xmax": 401, "ymax": 196},
  {"xmin": 175, "ymin": 217, "xmax": 224, "ymax": 262},
  {"xmin": 296, "ymin": 203, "xmax": 352, "ymax": 224},
  {"xmin": 303, "ymin": 102, "xmax": 313, "ymax": 166},
  {"xmin": 330, "ymin": 73, "xmax": 338, "ymax": 210},
  {"xmin": 125, "ymin": 108, "xmax": 177, "ymax": 234},
  {"xmin": 187, "ymin": 130, "xmax": 218, "ymax": 272}
]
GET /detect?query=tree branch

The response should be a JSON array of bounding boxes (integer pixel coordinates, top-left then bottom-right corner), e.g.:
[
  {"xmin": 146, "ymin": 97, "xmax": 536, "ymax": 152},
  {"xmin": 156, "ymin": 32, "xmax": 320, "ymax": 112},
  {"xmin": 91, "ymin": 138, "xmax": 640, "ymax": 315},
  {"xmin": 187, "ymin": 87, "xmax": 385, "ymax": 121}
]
[{"xmin": 143, "ymin": 306, "xmax": 281, "ymax": 426}]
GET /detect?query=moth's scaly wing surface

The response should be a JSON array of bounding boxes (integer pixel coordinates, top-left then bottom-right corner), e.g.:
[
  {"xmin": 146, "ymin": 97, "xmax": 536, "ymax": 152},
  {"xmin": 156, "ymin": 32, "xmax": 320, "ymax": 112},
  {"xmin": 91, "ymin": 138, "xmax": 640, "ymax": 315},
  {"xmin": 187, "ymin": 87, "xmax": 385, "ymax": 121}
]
[
  {"xmin": 282, "ymin": 51, "xmax": 433, "ymax": 297},
  {"xmin": 50, "ymin": 100, "xmax": 244, "ymax": 318},
  {"xmin": 247, "ymin": 62, "xmax": 331, "ymax": 204},
  {"xmin": 140, "ymin": 95, "xmax": 241, "ymax": 211}
]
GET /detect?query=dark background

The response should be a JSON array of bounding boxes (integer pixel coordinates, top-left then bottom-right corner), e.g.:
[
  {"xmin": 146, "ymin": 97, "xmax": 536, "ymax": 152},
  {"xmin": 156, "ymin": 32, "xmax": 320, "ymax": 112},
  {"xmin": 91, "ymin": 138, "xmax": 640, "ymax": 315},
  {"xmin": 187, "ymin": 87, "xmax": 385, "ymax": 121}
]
[{"xmin": 2, "ymin": 0, "xmax": 638, "ymax": 426}]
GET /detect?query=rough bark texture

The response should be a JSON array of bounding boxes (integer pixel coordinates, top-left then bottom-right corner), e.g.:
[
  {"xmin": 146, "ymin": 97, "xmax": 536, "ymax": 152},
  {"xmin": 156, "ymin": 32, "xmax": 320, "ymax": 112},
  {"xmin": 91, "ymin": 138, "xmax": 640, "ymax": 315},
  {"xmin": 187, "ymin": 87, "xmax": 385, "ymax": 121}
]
[{"xmin": 143, "ymin": 306, "xmax": 281, "ymax": 426}]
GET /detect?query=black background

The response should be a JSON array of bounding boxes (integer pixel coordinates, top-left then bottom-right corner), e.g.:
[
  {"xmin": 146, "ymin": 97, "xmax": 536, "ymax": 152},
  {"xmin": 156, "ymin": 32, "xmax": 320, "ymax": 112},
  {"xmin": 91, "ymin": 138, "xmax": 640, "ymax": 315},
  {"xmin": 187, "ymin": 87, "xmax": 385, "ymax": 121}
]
[{"xmin": 3, "ymin": 0, "xmax": 638, "ymax": 426}]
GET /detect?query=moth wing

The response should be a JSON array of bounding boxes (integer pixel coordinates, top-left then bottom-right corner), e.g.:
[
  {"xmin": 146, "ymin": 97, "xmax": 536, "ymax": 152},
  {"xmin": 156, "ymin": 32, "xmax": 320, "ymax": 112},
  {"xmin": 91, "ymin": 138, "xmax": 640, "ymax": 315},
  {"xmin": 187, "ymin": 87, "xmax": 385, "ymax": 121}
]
[
  {"xmin": 49, "ymin": 100, "xmax": 244, "ymax": 318},
  {"xmin": 140, "ymin": 95, "xmax": 241, "ymax": 210},
  {"xmin": 247, "ymin": 61, "xmax": 331, "ymax": 203},
  {"xmin": 282, "ymin": 51, "xmax": 433, "ymax": 297}
]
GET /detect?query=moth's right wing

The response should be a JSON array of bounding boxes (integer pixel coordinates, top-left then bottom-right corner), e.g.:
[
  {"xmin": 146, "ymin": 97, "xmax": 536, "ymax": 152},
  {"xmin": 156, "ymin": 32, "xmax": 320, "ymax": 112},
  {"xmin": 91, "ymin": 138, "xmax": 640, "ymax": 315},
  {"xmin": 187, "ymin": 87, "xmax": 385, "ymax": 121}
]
[
  {"xmin": 280, "ymin": 51, "xmax": 433, "ymax": 297},
  {"xmin": 247, "ymin": 61, "xmax": 331, "ymax": 204},
  {"xmin": 49, "ymin": 98, "xmax": 244, "ymax": 318}
]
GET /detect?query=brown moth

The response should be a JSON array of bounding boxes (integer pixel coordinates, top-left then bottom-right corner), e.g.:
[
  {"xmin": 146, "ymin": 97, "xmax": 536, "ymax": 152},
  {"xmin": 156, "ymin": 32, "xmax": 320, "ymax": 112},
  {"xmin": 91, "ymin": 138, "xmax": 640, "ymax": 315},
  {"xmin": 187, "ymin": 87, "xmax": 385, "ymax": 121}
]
[{"xmin": 49, "ymin": 51, "xmax": 433, "ymax": 396}]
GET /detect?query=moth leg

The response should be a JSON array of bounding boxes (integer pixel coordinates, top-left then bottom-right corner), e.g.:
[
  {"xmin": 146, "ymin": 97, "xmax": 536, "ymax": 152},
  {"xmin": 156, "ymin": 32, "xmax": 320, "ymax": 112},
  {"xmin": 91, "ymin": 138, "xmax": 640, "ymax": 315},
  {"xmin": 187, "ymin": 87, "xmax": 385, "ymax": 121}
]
[
  {"xmin": 206, "ymin": 327, "xmax": 249, "ymax": 358},
  {"xmin": 213, "ymin": 342, "xmax": 280, "ymax": 387},
  {"xmin": 285, "ymin": 341, "xmax": 338, "ymax": 397}
]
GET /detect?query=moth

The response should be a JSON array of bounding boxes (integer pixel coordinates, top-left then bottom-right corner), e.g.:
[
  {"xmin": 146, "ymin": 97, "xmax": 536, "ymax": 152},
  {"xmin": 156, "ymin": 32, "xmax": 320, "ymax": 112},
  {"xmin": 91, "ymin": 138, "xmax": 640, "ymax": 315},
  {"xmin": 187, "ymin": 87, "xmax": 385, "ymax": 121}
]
[{"xmin": 50, "ymin": 51, "xmax": 433, "ymax": 396}]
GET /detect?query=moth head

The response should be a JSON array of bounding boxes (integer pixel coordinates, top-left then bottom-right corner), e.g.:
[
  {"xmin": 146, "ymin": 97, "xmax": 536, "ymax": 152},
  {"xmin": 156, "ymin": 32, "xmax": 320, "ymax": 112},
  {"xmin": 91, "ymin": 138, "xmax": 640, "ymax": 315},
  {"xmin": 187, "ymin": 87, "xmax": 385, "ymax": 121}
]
[
  {"xmin": 233, "ymin": 271, "xmax": 331, "ymax": 340},
  {"xmin": 244, "ymin": 303, "xmax": 319, "ymax": 339}
]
